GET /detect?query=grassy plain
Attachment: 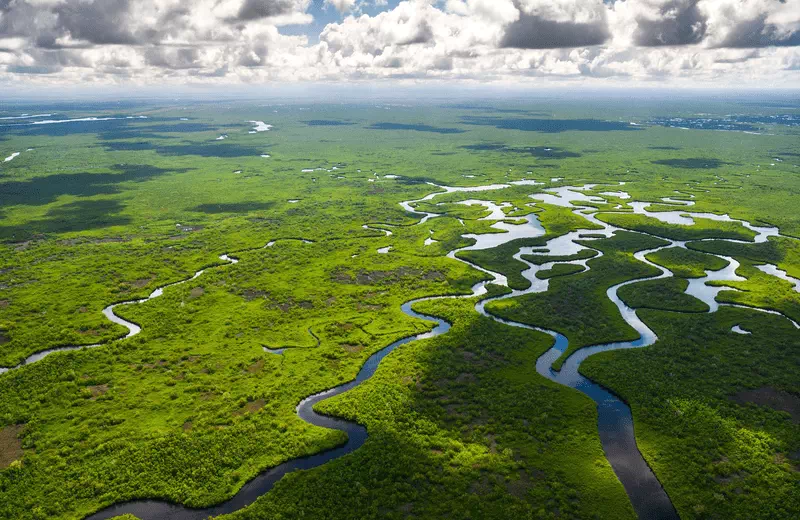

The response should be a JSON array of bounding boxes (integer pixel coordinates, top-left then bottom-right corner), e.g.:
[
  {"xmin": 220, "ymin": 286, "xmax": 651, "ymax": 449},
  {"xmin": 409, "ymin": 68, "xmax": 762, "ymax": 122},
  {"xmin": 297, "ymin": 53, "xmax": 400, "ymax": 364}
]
[
  {"xmin": 224, "ymin": 296, "xmax": 635, "ymax": 520},
  {"xmin": 535, "ymin": 263, "xmax": 585, "ymax": 280},
  {"xmin": 485, "ymin": 231, "xmax": 668, "ymax": 369},
  {"xmin": 582, "ymin": 307, "xmax": 800, "ymax": 520},
  {"xmin": 646, "ymin": 246, "xmax": 729, "ymax": 278},
  {"xmin": 0, "ymin": 97, "xmax": 798, "ymax": 519},
  {"xmin": 617, "ymin": 277, "xmax": 710, "ymax": 313}
]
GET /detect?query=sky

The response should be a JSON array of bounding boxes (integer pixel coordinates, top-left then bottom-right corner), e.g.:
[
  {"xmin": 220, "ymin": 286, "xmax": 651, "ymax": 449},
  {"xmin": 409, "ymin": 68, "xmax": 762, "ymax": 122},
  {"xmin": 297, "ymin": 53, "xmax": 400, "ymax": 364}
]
[{"xmin": 0, "ymin": 0, "xmax": 798, "ymax": 92}]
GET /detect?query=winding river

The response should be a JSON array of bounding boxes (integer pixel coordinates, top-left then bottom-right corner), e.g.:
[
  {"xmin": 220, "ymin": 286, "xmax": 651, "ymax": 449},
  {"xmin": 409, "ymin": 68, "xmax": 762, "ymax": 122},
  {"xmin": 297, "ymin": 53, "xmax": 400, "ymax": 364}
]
[
  {"xmin": 0, "ymin": 242, "xmax": 316, "ymax": 375},
  {"xmin": 5, "ymin": 182, "xmax": 797, "ymax": 520},
  {"xmin": 84, "ymin": 187, "xmax": 546, "ymax": 520}
]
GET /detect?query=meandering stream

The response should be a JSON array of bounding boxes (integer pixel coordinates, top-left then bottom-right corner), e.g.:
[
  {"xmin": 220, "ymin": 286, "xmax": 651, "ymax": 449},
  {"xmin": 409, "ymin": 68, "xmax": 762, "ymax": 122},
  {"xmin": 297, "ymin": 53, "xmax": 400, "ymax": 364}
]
[
  {"xmin": 84, "ymin": 188, "xmax": 545, "ymax": 520},
  {"xmin": 0, "ymin": 243, "xmax": 314, "ymax": 375},
  {"xmin": 6, "ymin": 182, "xmax": 796, "ymax": 520}
]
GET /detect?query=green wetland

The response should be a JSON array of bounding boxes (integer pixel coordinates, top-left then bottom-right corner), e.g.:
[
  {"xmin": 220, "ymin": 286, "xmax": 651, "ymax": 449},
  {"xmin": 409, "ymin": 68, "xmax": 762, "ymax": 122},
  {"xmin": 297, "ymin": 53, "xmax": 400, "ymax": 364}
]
[{"xmin": 0, "ymin": 97, "xmax": 798, "ymax": 520}]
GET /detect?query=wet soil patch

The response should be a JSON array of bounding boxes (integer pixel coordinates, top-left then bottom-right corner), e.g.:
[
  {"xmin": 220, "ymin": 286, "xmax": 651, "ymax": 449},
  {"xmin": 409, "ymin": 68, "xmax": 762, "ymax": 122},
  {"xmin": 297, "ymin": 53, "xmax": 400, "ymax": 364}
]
[
  {"xmin": 247, "ymin": 359, "xmax": 265, "ymax": 373},
  {"xmin": 87, "ymin": 384, "xmax": 109, "ymax": 399},
  {"xmin": 242, "ymin": 289, "xmax": 269, "ymax": 301},
  {"xmin": 269, "ymin": 298, "xmax": 313, "ymax": 312},
  {"xmin": 332, "ymin": 267, "xmax": 445, "ymax": 285},
  {"xmin": 132, "ymin": 276, "xmax": 156, "ymax": 289},
  {"xmin": 341, "ymin": 344, "xmax": 364, "ymax": 353},
  {"xmin": 0, "ymin": 425, "xmax": 24, "ymax": 469},
  {"xmin": 233, "ymin": 399, "xmax": 266, "ymax": 417}
]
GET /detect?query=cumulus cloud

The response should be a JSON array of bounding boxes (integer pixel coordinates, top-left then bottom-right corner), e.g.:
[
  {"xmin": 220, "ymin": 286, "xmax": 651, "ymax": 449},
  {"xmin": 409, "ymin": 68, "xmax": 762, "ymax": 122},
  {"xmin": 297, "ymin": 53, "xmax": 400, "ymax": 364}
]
[
  {"xmin": 236, "ymin": 0, "xmax": 298, "ymax": 21},
  {"xmin": 325, "ymin": 0, "xmax": 358, "ymax": 13},
  {"xmin": 52, "ymin": 0, "xmax": 138, "ymax": 45},
  {"xmin": 705, "ymin": 0, "xmax": 800, "ymax": 48},
  {"xmin": 0, "ymin": 0, "xmax": 314, "ymax": 78},
  {"xmin": 0, "ymin": 0, "xmax": 797, "ymax": 86},
  {"xmin": 501, "ymin": 0, "xmax": 611, "ymax": 49},
  {"xmin": 613, "ymin": 0, "xmax": 799, "ymax": 48},
  {"xmin": 446, "ymin": 0, "xmax": 519, "ymax": 24},
  {"xmin": 320, "ymin": 1, "xmax": 460, "ymax": 57},
  {"xmin": 719, "ymin": 16, "xmax": 799, "ymax": 48},
  {"xmin": 631, "ymin": 0, "xmax": 708, "ymax": 46}
]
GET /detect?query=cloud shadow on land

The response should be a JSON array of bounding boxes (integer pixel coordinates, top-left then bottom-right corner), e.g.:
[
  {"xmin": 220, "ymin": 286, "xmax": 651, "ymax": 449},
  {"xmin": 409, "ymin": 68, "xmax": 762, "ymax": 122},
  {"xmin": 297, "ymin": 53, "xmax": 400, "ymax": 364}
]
[
  {"xmin": 0, "ymin": 199, "xmax": 131, "ymax": 241},
  {"xmin": 0, "ymin": 118, "xmax": 139, "ymax": 138},
  {"xmin": 0, "ymin": 164, "xmax": 192, "ymax": 207},
  {"xmin": 303, "ymin": 120, "xmax": 356, "ymax": 126},
  {"xmin": 0, "ymin": 118, "xmax": 220, "ymax": 138},
  {"xmin": 99, "ymin": 131, "xmax": 180, "ymax": 141},
  {"xmin": 461, "ymin": 143, "xmax": 581, "ymax": 159},
  {"xmin": 191, "ymin": 202, "xmax": 275, "ymax": 214},
  {"xmin": 460, "ymin": 117, "xmax": 639, "ymax": 133},
  {"xmin": 651, "ymin": 158, "xmax": 729, "ymax": 169},
  {"xmin": 440, "ymin": 104, "xmax": 547, "ymax": 115},
  {"xmin": 102, "ymin": 141, "xmax": 267, "ymax": 158},
  {"xmin": 367, "ymin": 123, "xmax": 466, "ymax": 134}
]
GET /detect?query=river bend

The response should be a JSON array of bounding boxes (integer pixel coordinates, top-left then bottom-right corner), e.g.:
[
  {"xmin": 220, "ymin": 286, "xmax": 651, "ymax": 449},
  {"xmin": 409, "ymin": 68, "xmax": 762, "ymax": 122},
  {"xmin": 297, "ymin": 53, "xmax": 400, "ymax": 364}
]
[{"xmin": 5, "ymin": 182, "xmax": 795, "ymax": 520}]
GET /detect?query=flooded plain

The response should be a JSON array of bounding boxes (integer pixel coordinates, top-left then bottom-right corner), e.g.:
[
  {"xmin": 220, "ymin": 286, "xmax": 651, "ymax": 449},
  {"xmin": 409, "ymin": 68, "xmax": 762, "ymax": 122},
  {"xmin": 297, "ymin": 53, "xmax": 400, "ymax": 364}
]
[{"xmin": 10, "ymin": 180, "xmax": 797, "ymax": 520}]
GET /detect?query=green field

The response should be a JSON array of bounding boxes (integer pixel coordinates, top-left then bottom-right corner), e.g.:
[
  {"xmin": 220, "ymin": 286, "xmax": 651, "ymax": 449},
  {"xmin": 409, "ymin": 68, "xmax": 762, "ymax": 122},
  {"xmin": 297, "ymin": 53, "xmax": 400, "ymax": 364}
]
[{"xmin": 0, "ymin": 98, "xmax": 798, "ymax": 520}]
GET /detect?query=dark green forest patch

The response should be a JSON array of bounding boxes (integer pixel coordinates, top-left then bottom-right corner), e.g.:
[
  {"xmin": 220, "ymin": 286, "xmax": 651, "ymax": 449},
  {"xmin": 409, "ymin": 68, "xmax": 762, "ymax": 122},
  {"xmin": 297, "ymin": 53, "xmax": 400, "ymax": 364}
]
[
  {"xmin": 652, "ymin": 158, "xmax": 730, "ymax": 169},
  {"xmin": 618, "ymin": 277, "xmax": 710, "ymax": 313},
  {"xmin": 461, "ymin": 116, "xmax": 640, "ymax": 133},
  {"xmin": 646, "ymin": 247, "xmax": 729, "ymax": 278},
  {"xmin": 367, "ymin": 123, "xmax": 466, "ymax": 134}
]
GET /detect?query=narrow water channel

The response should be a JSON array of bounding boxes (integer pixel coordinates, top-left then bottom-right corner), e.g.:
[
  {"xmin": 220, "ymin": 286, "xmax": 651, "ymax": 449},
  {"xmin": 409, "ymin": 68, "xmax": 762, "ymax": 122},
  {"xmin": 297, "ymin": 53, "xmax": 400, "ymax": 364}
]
[
  {"xmin": 85, "ymin": 185, "xmax": 544, "ymax": 519},
  {"xmin": 12, "ymin": 182, "xmax": 795, "ymax": 520}
]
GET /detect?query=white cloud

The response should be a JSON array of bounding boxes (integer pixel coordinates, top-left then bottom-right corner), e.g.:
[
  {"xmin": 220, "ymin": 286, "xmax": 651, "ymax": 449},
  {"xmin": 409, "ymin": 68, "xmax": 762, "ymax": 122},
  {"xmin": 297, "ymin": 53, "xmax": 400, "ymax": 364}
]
[
  {"xmin": 610, "ymin": 0, "xmax": 800, "ymax": 48},
  {"xmin": 703, "ymin": 0, "xmax": 800, "ymax": 48},
  {"xmin": 0, "ymin": 0, "xmax": 797, "ymax": 87},
  {"xmin": 325, "ymin": 0, "xmax": 358, "ymax": 13},
  {"xmin": 449, "ymin": 0, "xmax": 519, "ymax": 24}
]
